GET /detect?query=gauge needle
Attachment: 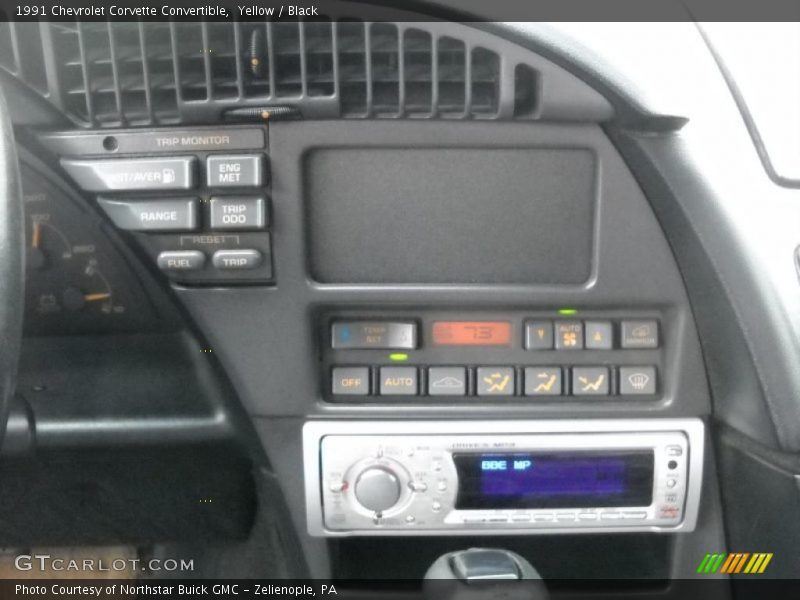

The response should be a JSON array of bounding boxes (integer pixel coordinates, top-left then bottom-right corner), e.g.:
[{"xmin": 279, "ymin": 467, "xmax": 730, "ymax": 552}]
[
  {"xmin": 31, "ymin": 221, "xmax": 41, "ymax": 249},
  {"xmin": 84, "ymin": 292, "xmax": 111, "ymax": 302}
]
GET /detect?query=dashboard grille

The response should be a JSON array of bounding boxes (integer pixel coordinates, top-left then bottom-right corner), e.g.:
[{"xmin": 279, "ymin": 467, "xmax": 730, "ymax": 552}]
[{"xmin": 0, "ymin": 21, "xmax": 555, "ymax": 127}]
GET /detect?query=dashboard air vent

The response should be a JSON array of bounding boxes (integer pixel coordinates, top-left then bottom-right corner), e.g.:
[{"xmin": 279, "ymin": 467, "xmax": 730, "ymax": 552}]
[{"xmin": 0, "ymin": 21, "xmax": 613, "ymax": 127}]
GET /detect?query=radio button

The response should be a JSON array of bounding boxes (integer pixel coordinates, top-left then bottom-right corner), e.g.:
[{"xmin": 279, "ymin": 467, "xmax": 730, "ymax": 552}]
[
  {"xmin": 405, "ymin": 515, "xmax": 416, "ymax": 524},
  {"xmin": 622, "ymin": 511, "xmax": 648, "ymax": 520},
  {"xmin": 486, "ymin": 516, "xmax": 508, "ymax": 523},
  {"xmin": 578, "ymin": 513, "xmax": 599, "ymax": 521},
  {"xmin": 431, "ymin": 501, "xmax": 443, "ymax": 513},
  {"xmin": 355, "ymin": 467, "xmax": 401, "ymax": 513},
  {"xmin": 408, "ymin": 481, "xmax": 428, "ymax": 493},
  {"xmin": 511, "ymin": 515, "xmax": 532, "ymax": 523},
  {"xmin": 436, "ymin": 480, "xmax": 448, "ymax": 493},
  {"xmin": 555, "ymin": 513, "xmax": 576, "ymax": 522},
  {"xmin": 533, "ymin": 514, "xmax": 555, "ymax": 522},
  {"xmin": 666, "ymin": 445, "xmax": 683, "ymax": 457},
  {"xmin": 329, "ymin": 481, "xmax": 347, "ymax": 493},
  {"xmin": 666, "ymin": 479, "xmax": 678, "ymax": 488},
  {"xmin": 477, "ymin": 367, "xmax": 515, "ymax": 396},
  {"xmin": 600, "ymin": 512, "xmax": 622, "ymax": 520},
  {"xmin": 463, "ymin": 517, "xmax": 485, "ymax": 524}
]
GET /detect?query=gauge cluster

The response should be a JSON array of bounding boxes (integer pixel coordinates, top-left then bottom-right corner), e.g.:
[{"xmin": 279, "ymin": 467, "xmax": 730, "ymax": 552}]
[{"xmin": 21, "ymin": 160, "xmax": 161, "ymax": 335}]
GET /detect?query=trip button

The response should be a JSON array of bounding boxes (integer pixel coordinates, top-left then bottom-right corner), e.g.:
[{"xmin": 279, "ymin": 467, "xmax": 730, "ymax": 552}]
[
  {"xmin": 211, "ymin": 249, "xmax": 262, "ymax": 270},
  {"xmin": 62, "ymin": 156, "xmax": 196, "ymax": 191},
  {"xmin": 156, "ymin": 250, "xmax": 205, "ymax": 271},
  {"xmin": 98, "ymin": 197, "xmax": 199, "ymax": 231},
  {"xmin": 206, "ymin": 154, "xmax": 265, "ymax": 187},
  {"xmin": 209, "ymin": 196, "xmax": 266, "ymax": 230}
]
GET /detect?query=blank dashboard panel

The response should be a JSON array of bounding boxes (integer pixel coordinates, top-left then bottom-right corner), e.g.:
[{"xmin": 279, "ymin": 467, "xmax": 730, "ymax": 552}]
[{"xmin": 305, "ymin": 148, "xmax": 596, "ymax": 284}]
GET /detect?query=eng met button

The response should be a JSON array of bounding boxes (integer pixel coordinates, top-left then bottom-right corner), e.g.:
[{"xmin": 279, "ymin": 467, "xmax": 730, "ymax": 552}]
[
  {"xmin": 61, "ymin": 156, "xmax": 196, "ymax": 191},
  {"xmin": 98, "ymin": 197, "xmax": 199, "ymax": 231},
  {"xmin": 207, "ymin": 154, "xmax": 265, "ymax": 187}
]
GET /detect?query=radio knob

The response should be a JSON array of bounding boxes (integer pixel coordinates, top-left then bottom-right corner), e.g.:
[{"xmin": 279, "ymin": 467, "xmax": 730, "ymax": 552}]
[{"xmin": 354, "ymin": 466, "xmax": 402, "ymax": 512}]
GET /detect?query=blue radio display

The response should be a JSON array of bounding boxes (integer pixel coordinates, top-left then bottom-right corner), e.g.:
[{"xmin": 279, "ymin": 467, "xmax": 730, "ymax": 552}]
[{"xmin": 454, "ymin": 451, "xmax": 653, "ymax": 509}]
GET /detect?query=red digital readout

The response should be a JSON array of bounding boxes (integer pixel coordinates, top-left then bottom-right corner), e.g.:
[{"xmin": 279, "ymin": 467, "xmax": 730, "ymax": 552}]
[{"xmin": 431, "ymin": 321, "xmax": 512, "ymax": 346}]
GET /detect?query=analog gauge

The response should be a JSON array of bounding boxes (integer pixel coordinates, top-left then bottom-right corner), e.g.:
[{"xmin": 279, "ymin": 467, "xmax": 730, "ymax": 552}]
[{"xmin": 21, "ymin": 162, "xmax": 156, "ymax": 335}]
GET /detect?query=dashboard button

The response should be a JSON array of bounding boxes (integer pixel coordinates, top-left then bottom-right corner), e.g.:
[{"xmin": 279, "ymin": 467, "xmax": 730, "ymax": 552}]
[
  {"xmin": 207, "ymin": 154, "xmax": 265, "ymax": 187},
  {"xmin": 555, "ymin": 321, "xmax": 583, "ymax": 349},
  {"xmin": 428, "ymin": 367, "xmax": 467, "ymax": 396},
  {"xmin": 331, "ymin": 321, "xmax": 417, "ymax": 349},
  {"xmin": 98, "ymin": 197, "xmax": 199, "ymax": 231},
  {"xmin": 524, "ymin": 320, "xmax": 553, "ymax": 349},
  {"xmin": 379, "ymin": 367, "xmax": 418, "ymax": 395},
  {"xmin": 332, "ymin": 367, "xmax": 370, "ymax": 395},
  {"xmin": 209, "ymin": 196, "xmax": 266, "ymax": 230},
  {"xmin": 621, "ymin": 320, "xmax": 659, "ymax": 349},
  {"xmin": 211, "ymin": 249, "xmax": 263, "ymax": 270},
  {"xmin": 62, "ymin": 157, "xmax": 196, "ymax": 191},
  {"xmin": 619, "ymin": 366, "xmax": 657, "ymax": 395},
  {"xmin": 156, "ymin": 250, "xmax": 205, "ymax": 271},
  {"xmin": 571, "ymin": 367, "xmax": 610, "ymax": 396},
  {"xmin": 476, "ymin": 367, "xmax": 515, "ymax": 396},
  {"xmin": 585, "ymin": 321, "xmax": 613, "ymax": 349},
  {"xmin": 601, "ymin": 512, "xmax": 622, "ymax": 520},
  {"xmin": 524, "ymin": 367, "xmax": 562, "ymax": 396}
]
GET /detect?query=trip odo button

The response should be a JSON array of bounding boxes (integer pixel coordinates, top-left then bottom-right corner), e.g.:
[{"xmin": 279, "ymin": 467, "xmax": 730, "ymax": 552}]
[{"xmin": 209, "ymin": 196, "xmax": 266, "ymax": 230}]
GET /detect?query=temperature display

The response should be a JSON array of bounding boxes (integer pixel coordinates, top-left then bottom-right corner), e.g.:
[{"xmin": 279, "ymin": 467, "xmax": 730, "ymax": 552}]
[{"xmin": 431, "ymin": 321, "xmax": 512, "ymax": 347}]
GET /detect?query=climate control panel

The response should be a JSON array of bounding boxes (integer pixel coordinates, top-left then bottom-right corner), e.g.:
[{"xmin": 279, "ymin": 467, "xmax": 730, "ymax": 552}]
[{"xmin": 321, "ymin": 310, "xmax": 666, "ymax": 403}]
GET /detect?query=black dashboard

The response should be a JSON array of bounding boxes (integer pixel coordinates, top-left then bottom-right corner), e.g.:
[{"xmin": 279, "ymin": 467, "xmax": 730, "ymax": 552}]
[{"xmin": 1, "ymin": 15, "xmax": 800, "ymax": 591}]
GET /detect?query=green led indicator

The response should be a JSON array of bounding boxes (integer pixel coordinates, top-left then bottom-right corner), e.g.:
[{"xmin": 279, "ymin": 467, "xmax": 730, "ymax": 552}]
[
  {"xmin": 557, "ymin": 308, "xmax": 578, "ymax": 316},
  {"xmin": 389, "ymin": 353, "xmax": 409, "ymax": 362}
]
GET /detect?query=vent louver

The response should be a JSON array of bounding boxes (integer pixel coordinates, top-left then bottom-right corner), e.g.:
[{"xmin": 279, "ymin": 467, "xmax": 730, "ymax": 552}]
[{"xmin": 0, "ymin": 21, "xmax": 612, "ymax": 128}]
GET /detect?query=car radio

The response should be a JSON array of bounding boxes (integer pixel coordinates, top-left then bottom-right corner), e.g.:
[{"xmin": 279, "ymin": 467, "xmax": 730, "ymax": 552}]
[{"xmin": 303, "ymin": 419, "xmax": 704, "ymax": 536}]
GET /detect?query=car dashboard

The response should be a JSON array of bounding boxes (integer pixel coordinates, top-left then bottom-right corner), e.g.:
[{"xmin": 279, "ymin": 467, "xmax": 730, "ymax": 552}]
[{"xmin": 0, "ymin": 14, "xmax": 799, "ymax": 594}]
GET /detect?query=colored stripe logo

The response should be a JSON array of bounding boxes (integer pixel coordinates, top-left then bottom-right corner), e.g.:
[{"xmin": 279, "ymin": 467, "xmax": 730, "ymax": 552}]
[{"xmin": 697, "ymin": 553, "xmax": 773, "ymax": 574}]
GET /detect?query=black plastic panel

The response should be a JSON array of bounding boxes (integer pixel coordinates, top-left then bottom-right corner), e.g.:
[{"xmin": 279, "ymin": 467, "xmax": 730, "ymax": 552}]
[{"xmin": 306, "ymin": 148, "xmax": 595, "ymax": 284}]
